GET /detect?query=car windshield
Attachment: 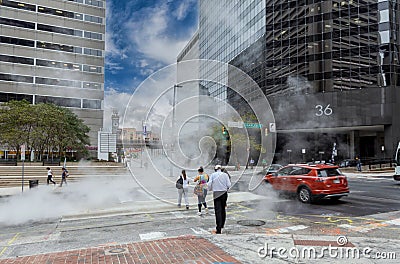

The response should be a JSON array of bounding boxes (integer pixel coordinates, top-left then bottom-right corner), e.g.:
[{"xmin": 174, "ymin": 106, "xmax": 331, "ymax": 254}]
[{"xmin": 318, "ymin": 168, "xmax": 341, "ymax": 177}]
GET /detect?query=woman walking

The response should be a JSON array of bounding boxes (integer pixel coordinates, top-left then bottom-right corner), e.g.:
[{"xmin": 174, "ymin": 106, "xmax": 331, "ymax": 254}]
[
  {"xmin": 194, "ymin": 167, "xmax": 209, "ymax": 215},
  {"xmin": 177, "ymin": 170, "xmax": 190, "ymax": 209}
]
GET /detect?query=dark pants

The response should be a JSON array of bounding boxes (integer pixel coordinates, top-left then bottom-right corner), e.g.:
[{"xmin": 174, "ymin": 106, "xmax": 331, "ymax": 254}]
[
  {"xmin": 213, "ymin": 191, "xmax": 228, "ymax": 233},
  {"xmin": 47, "ymin": 176, "xmax": 56, "ymax": 185},
  {"xmin": 197, "ymin": 189, "xmax": 207, "ymax": 212},
  {"xmin": 60, "ymin": 177, "xmax": 67, "ymax": 187}
]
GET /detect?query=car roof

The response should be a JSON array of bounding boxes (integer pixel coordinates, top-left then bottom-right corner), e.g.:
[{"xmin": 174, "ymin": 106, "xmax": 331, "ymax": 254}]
[{"xmin": 284, "ymin": 163, "xmax": 339, "ymax": 170}]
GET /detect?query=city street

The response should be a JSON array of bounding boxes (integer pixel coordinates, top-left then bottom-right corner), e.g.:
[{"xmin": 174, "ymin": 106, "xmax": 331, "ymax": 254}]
[{"xmin": 0, "ymin": 168, "xmax": 399, "ymax": 263}]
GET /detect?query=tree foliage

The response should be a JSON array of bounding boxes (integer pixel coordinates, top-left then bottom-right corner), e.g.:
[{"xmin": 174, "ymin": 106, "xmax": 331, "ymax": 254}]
[{"xmin": 0, "ymin": 100, "xmax": 90, "ymax": 160}]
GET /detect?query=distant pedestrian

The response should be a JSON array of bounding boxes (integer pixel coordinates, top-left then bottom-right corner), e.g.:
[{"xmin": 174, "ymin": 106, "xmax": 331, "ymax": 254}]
[
  {"xmin": 208, "ymin": 165, "xmax": 231, "ymax": 234},
  {"xmin": 250, "ymin": 158, "xmax": 255, "ymax": 169},
  {"xmin": 262, "ymin": 158, "xmax": 267, "ymax": 170},
  {"xmin": 194, "ymin": 167, "xmax": 209, "ymax": 216},
  {"xmin": 46, "ymin": 167, "xmax": 56, "ymax": 185},
  {"xmin": 356, "ymin": 156, "xmax": 362, "ymax": 172},
  {"xmin": 59, "ymin": 167, "xmax": 68, "ymax": 187},
  {"xmin": 177, "ymin": 170, "xmax": 190, "ymax": 209}
]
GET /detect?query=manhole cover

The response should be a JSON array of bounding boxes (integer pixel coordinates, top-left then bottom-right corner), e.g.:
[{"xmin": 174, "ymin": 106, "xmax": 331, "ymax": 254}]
[
  {"xmin": 104, "ymin": 248, "xmax": 128, "ymax": 255},
  {"xmin": 237, "ymin": 220, "xmax": 266, "ymax": 226}
]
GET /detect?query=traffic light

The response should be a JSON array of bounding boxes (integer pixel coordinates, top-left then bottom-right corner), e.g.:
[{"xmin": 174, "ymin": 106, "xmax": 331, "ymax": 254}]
[{"xmin": 222, "ymin": 126, "xmax": 227, "ymax": 135}]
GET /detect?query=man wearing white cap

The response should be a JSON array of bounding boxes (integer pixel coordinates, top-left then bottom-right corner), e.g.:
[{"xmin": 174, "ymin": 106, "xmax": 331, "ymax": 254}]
[{"xmin": 208, "ymin": 164, "xmax": 231, "ymax": 234}]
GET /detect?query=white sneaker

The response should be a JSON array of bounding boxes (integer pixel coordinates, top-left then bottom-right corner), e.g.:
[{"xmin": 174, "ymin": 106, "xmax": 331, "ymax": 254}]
[
  {"xmin": 205, "ymin": 208, "xmax": 209, "ymax": 214},
  {"xmin": 197, "ymin": 212, "xmax": 202, "ymax": 216}
]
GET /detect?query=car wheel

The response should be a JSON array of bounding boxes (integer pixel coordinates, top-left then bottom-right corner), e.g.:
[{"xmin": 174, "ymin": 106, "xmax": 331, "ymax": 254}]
[{"xmin": 298, "ymin": 187, "xmax": 312, "ymax": 203}]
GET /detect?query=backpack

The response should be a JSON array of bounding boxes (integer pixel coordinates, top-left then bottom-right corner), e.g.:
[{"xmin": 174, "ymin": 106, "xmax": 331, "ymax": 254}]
[{"xmin": 175, "ymin": 176, "xmax": 183, "ymax": 189}]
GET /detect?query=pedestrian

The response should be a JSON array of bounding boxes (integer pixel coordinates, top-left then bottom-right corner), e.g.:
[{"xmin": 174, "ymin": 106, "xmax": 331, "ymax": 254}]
[
  {"xmin": 193, "ymin": 167, "xmax": 209, "ymax": 216},
  {"xmin": 262, "ymin": 158, "xmax": 267, "ymax": 170},
  {"xmin": 356, "ymin": 156, "xmax": 362, "ymax": 172},
  {"xmin": 250, "ymin": 158, "xmax": 255, "ymax": 169},
  {"xmin": 208, "ymin": 164, "xmax": 231, "ymax": 234},
  {"xmin": 46, "ymin": 167, "xmax": 56, "ymax": 185},
  {"xmin": 59, "ymin": 167, "xmax": 68, "ymax": 187},
  {"xmin": 177, "ymin": 170, "xmax": 190, "ymax": 209}
]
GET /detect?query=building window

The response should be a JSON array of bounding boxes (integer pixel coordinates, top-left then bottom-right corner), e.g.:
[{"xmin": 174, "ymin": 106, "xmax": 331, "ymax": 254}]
[
  {"xmin": 0, "ymin": 54, "xmax": 34, "ymax": 65},
  {"xmin": 83, "ymin": 48, "xmax": 102, "ymax": 57},
  {"xmin": 36, "ymin": 59, "xmax": 81, "ymax": 71},
  {"xmin": 0, "ymin": 17, "xmax": 35, "ymax": 29},
  {"xmin": 37, "ymin": 24, "xmax": 83, "ymax": 37},
  {"xmin": 36, "ymin": 41, "xmax": 81, "ymax": 53},
  {"xmin": 0, "ymin": 92, "xmax": 33, "ymax": 103},
  {"xmin": 83, "ymin": 65, "xmax": 102, "ymax": 73},
  {"xmin": 0, "ymin": 0, "xmax": 35, "ymax": 12},
  {"xmin": 35, "ymin": 95, "xmax": 81, "ymax": 108},
  {"xmin": 83, "ymin": 82, "xmax": 102, "ymax": 89},
  {"xmin": 0, "ymin": 36, "xmax": 34, "ymax": 47},
  {"xmin": 84, "ymin": 31, "xmax": 102, "ymax": 40},
  {"xmin": 82, "ymin": 99, "xmax": 101, "ymax": 109},
  {"xmin": 35, "ymin": 77, "xmax": 81, "ymax": 88},
  {"xmin": 84, "ymin": 14, "xmax": 103, "ymax": 24},
  {"xmin": 0, "ymin": 73, "xmax": 33, "ymax": 83}
]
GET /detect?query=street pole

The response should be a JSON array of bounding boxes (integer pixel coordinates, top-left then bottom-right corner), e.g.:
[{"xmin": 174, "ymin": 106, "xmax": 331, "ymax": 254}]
[{"xmin": 170, "ymin": 84, "xmax": 182, "ymax": 176}]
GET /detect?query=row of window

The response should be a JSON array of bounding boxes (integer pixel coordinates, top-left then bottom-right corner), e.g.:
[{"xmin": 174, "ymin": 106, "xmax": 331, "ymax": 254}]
[
  {"xmin": 0, "ymin": 73, "xmax": 102, "ymax": 89},
  {"xmin": 1, "ymin": 0, "xmax": 104, "ymax": 12},
  {"xmin": 265, "ymin": 24, "xmax": 382, "ymax": 49},
  {"xmin": 38, "ymin": 6, "xmax": 103, "ymax": 24},
  {"xmin": 0, "ymin": 92, "xmax": 102, "ymax": 109},
  {"xmin": 1, "ymin": 17, "xmax": 103, "ymax": 40},
  {"xmin": 0, "ymin": 36, "xmax": 103, "ymax": 57}
]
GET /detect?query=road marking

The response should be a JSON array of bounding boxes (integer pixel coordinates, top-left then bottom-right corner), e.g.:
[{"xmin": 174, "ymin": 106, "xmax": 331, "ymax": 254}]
[
  {"xmin": 171, "ymin": 211, "xmax": 185, "ymax": 218},
  {"xmin": 384, "ymin": 218, "xmax": 400, "ymax": 226},
  {"xmin": 0, "ymin": 233, "xmax": 19, "ymax": 257},
  {"xmin": 190, "ymin": 227, "xmax": 209, "ymax": 235},
  {"xmin": 139, "ymin": 231, "xmax": 166, "ymax": 240},
  {"xmin": 273, "ymin": 225, "xmax": 309, "ymax": 233}
]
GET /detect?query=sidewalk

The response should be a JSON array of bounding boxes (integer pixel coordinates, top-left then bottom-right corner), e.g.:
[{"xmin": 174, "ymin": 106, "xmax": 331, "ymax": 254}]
[
  {"xmin": 0, "ymin": 233, "xmax": 398, "ymax": 263},
  {"xmin": 0, "ymin": 235, "xmax": 239, "ymax": 264}
]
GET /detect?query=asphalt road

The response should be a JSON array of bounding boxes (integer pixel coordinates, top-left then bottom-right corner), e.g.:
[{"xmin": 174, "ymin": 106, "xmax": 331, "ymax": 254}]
[{"xmin": 0, "ymin": 176, "xmax": 399, "ymax": 259}]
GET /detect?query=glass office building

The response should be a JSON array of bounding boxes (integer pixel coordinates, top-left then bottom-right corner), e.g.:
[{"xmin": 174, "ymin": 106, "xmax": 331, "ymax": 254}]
[
  {"xmin": 0, "ymin": 0, "xmax": 105, "ymax": 147},
  {"xmin": 199, "ymin": 0, "xmax": 266, "ymax": 114},
  {"xmin": 194, "ymin": 0, "xmax": 400, "ymax": 161}
]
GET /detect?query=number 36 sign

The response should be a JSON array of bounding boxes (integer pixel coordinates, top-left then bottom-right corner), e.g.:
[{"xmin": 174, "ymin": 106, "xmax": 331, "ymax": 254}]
[{"xmin": 315, "ymin": 104, "xmax": 333, "ymax": 116}]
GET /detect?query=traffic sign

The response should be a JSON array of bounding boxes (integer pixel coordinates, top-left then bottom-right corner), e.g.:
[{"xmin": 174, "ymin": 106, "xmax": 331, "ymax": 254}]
[
  {"xmin": 21, "ymin": 144, "xmax": 25, "ymax": 161},
  {"xmin": 244, "ymin": 123, "xmax": 263, "ymax": 128}
]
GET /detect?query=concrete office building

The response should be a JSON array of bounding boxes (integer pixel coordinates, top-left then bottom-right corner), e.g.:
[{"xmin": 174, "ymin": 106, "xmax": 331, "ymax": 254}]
[
  {"xmin": 193, "ymin": 0, "xmax": 400, "ymax": 162},
  {"xmin": 0, "ymin": 0, "xmax": 105, "ymax": 147}
]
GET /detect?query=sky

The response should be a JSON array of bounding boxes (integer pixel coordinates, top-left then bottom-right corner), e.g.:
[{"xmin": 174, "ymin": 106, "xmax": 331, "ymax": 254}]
[{"xmin": 104, "ymin": 0, "xmax": 198, "ymax": 128}]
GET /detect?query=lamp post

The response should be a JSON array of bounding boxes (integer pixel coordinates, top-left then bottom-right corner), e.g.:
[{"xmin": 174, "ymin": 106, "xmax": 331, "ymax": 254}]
[{"xmin": 170, "ymin": 84, "xmax": 183, "ymax": 176}]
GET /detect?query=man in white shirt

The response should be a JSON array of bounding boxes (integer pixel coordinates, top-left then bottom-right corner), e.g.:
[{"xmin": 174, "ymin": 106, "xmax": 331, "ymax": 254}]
[{"xmin": 208, "ymin": 164, "xmax": 231, "ymax": 234}]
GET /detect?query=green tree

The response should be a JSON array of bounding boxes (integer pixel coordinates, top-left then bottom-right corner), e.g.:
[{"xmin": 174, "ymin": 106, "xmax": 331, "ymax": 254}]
[{"xmin": 0, "ymin": 101, "xmax": 90, "ymax": 160}]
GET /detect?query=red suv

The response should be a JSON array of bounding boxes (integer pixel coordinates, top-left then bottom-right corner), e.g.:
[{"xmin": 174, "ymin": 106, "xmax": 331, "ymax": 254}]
[{"xmin": 264, "ymin": 164, "xmax": 349, "ymax": 203}]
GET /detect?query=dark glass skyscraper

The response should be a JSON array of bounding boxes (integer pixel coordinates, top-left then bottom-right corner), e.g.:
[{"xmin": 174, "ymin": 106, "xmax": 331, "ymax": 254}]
[{"xmin": 198, "ymin": 0, "xmax": 400, "ymax": 161}]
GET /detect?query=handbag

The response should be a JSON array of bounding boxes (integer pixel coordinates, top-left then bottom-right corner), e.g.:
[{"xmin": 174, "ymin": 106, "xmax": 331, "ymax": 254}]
[{"xmin": 194, "ymin": 184, "xmax": 203, "ymax": 196}]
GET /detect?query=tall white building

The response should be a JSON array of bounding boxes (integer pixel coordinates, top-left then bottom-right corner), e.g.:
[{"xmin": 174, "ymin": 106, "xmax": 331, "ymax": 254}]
[{"xmin": 0, "ymin": 0, "xmax": 105, "ymax": 146}]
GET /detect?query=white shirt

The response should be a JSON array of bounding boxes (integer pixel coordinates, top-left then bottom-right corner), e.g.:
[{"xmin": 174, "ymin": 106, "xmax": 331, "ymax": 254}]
[
  {"xmin": 182, "ymin": 178, "xmax": 189, "ymax": 188},
  {"xmin": 208, "ymin": 170, "xmax": 231, "ymax": 192},
  {"xmin": 47, "ymin": 169, "xmax": 53, "ymax": 176}
]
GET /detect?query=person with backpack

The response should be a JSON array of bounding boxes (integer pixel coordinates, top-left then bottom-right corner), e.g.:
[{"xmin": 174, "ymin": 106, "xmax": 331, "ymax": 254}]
[
  {"xmin": 176, "ymin": 170, "xmax": 189, "ymax": 209},
  {"xmin": 193, "ymin": 167, "xmax": 209, "ymax": 215}
]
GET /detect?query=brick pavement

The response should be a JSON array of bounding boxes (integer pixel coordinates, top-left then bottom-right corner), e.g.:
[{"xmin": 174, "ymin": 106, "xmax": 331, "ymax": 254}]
[{"xmin": 0, "ymin": 235, "xmax": 240, "ymax": 264}]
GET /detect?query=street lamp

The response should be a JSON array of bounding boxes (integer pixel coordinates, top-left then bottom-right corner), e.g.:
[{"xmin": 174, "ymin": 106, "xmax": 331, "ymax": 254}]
[{"xmin": 170, "ymin": 84, "xmax": 183, "ymax": 176}]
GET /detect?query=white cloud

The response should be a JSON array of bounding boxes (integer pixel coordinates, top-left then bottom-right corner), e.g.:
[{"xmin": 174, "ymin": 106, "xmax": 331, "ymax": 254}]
[
  {"xmin": 125, "ymin": 4, "xmax": 191, "ymax": 64},
  {"xmin": 173, "ymin": 0, "xmax": 195, "ymax": 20}
]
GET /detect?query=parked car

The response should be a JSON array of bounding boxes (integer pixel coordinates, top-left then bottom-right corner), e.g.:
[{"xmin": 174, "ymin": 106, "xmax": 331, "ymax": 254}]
[
  {"xmin": 258, "ymin": 164, "xmax": 283, "ymax": 175},
  {"xmin": 264, "ymin": 164, "xmax": 349, "ymax": 203}
]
